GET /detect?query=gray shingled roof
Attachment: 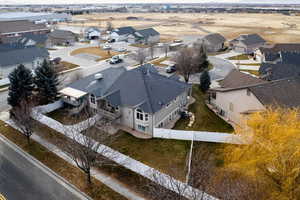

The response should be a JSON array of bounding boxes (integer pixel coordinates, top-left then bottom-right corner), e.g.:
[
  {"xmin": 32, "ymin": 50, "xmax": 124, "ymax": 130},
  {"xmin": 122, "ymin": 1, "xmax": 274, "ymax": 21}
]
[
  {"xmin": 67, "ymin": 67, "xmax": 127, "ymax": 97},
  {"xmin": 219, "ymin": 69, "xmax": 266, "ymax": 88},
  {"xmin": 68, "ymin": 64, "xmax": 190, "ymax": 114},
  {"xmin": 113, "ymin": 26, "xmax": 136, "ymax": 36},
  {"xmin": 48, "ymin": 29, "xmax": 76, "ymax": 40},
  {"xmin": 0, "ymin": 46, "xmax": 49, "ymax": 66},
  {"xmin": 203, "ymin": 33, "xmax": 226, "ymax": 45},
  {"xmin": 259, "ymin": 63, "xmax": 300, "ymax": 81},
  {"xmin": 136, "ymin": 28, "xmax": 160, "ymax": 39},
  {"xmin": 249, "ymin": 77, "xmax": 300, "ymax": 108},
  {"xmin": 0, "ymin": 20, "xmax": 48, "ymax": 35},
  {"xmin": 259, "ymin": 43, "xmax": 300, "ymax": 54},
  {"xmin": 235, "ymin": 34, "xmax": 266, "ymax": 46}
]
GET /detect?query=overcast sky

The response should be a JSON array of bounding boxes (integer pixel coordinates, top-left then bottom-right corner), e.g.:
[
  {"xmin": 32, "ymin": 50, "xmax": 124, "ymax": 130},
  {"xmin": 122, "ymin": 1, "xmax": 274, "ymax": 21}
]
[{"xmin": 0, "ymin": 0, "xmax": 299, "ymax": 4}]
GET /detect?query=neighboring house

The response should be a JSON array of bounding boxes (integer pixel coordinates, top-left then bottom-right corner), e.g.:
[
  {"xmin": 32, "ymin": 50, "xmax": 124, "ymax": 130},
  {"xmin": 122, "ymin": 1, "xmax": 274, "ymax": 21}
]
[
  {"xmin": 59, "ymin": 64, "xmax": 191, "ymax": 136},
  {"xmin": 259, "ymin": 52, "xmax": 300, "ymax": 81},
  {"xmin": 47, "ymin": 29, "xmax": 77, "ymax": 46},
  {"xmin": 208, "ymin": 69, "xmax": 300, "ymax": 127},
  {"xmin": 0, "ymin": 45, "xmax": 49, "ymax": 78},
  {"xmin": 0, "ymin": 32, "xmax": 48, "ymax": 47},
  {"xmin": 229, "ymin": 34, "xmax": 266, "ymax": 54},
  {"xmin": 110, "ymin": 26, "xmax": 136, "ymax": 42},
  {"xmin": 84, "ymin": 27, "xmax": 101, "ymax": 40},
  {"xmin": 0, "ymin": 20, "xmax": 50, "ymax": 43},
  {"xmin": 195, "ymin": 33, "xmax": 226, "ymax": 52},
  {"xmin": 131, "ymin": 28, "xmax": 160, "ymax": 44},
  {"xmin": 255, "ymin": 43, "xmax": 300, "ymax": 63}
]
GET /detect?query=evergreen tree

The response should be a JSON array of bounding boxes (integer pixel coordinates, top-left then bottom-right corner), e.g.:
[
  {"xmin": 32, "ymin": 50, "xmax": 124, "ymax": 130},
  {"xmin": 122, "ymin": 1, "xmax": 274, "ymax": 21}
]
[
  {"xmin": 200, "ymin": 70, "xmax": 211, "ymax": 93},
  {"xmin": 7, "ymin": 64, "xmax": 34, "ymax": 107},
  {"xmin": 34, "ymin": 60, "xmax": 59, "ymax": 104}
]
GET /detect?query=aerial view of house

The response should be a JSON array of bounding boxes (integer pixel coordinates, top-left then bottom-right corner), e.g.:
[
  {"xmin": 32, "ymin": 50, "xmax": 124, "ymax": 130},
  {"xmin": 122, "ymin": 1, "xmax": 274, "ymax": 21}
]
[
  {"xmin": 47, "ymin": 29, "xmax": 77, "ymax": 46},
  {"xmin": 196, "ymin": 33, "xmax": 226, "ymax": 52},
  {"xmin": 60, "ymin": 64, "xmax": 191, "ymax": 135},
  {"xmin": 110, "ymin": 26, "xmax": 136, "ymax": 42}
]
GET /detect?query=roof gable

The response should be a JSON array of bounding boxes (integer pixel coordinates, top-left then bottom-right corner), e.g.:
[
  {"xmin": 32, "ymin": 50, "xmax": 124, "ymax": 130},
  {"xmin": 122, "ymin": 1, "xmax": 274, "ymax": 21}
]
[
  {"xmin": 113, "ymin": 26, "xmax": 136, "ymax": 36},
  {"xmin": 136, "ymin": 28, "xmax": 160, "ymax": 39},
  {"xmin": 203, "ymin": 33, "xmax": 226, "ymax": 45}
]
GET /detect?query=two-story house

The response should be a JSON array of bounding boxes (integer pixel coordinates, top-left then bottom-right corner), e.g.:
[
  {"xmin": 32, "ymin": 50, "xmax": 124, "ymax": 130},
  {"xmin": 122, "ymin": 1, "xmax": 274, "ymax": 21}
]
[
  {"xmin": 229, "ymin": 34, "xmax": 266, "ymax": 54},
  {"xmin": 59, "ymin": 64, "xmax": 191, "ymax": 136}
]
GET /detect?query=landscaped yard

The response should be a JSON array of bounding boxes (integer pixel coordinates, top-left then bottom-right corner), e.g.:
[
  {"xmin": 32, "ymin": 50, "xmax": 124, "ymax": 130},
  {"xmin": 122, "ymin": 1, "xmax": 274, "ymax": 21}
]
[
  {"xmin": 228, "ymin": 54, "xmax": 250, "ymax": 60},
  {"xmin": 0, "ymin": 120, "xmax": 125, "ymax": 200},
  {"xmin": 238, "ymin": 63, "xmax": 261, "ymax": 66},
  {"xmin": 70, "ymin": 47, "xmax": 121, "ymax": 61},
  {"xmin": 174, "ymin": 85, "xmax": 234, "ymax": 133},
  {"xmin": 109, "ymin": 131, "xmax": 190, "ymax": 181},
  {"xmin": 56, "ymin": 61, "xmax": 79, "ymax": 73}
]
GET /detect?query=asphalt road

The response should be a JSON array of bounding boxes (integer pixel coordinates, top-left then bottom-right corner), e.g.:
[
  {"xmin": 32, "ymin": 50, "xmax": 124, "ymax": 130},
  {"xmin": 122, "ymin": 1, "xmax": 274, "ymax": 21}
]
[{"xmin": 0, "ymin": 137, "xmax": 88, "ymax": 200}]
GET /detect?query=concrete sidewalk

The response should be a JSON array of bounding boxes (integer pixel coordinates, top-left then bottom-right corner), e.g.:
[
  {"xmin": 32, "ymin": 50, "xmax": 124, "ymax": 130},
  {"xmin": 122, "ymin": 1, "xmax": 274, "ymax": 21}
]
[{"xmin": 2, "ymin": 116, "xmax": 146, "ymax": 200}]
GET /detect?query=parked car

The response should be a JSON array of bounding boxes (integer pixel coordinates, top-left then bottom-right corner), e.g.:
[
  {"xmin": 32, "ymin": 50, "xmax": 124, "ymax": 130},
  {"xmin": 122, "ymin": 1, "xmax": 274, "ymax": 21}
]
[
  {"xmin": 117, "ymin": 47, "xmax": 127, "ymax": 52},
  {"xmin": 108, "ymin": 38, "xmax": 116, "ymax": 43},
  {"xmin": 109, "ymin": 56, "xmax": 123, "ymax": 64},
  {"xmin": 103, "ymin": 44, "xmax": 112, "ymax": 50},
  {"xmin": 166, "ymin": 64, "xmax": 176, "ymax": 73},
  {"xmin": 173, "ymin": 39, "xmax": 183, "ymax": 43}
]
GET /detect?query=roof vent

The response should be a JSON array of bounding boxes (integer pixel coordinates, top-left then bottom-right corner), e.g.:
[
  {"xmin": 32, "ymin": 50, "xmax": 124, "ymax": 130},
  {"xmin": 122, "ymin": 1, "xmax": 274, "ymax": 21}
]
[{"xmin": 95, "ymin": 73, "xmax": 103, "ymax": 80}]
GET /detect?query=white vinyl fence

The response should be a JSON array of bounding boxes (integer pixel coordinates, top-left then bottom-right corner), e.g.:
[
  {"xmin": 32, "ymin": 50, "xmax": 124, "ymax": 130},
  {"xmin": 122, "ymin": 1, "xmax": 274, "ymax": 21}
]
[
  {"xmin": 28, "ymin": 109, "xmax": 217, "ymax": 200},
  {"xmin": 34, "ymin": 100, "xmax": 63, "ymax": 114},
  {"xmin": 154, "ymin": 128, "xmax": 245, "ymax": 144}
]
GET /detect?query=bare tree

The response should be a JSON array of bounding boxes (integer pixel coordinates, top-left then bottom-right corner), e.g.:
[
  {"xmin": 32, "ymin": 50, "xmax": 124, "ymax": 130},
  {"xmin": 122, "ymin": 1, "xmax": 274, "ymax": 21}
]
[
  {"xmin": 163, "ymin": 43, "xmax": 169, "ymax": 57},
  {"xmin": 134, "ymin": 48, "xmax": 147, "ymax": 65},
  {"xmin": 10, "ymin": 100, "xmax": 35, "ymax": 144},
  {"xmin": 173, "ymin": 47, "xmax": 197, "ymax": 83},
  {"xmin": 60, "ymin": 110, "xmax": 116, "ymax": 185},
  {"xmin": 68, "ymin": 70, "xmax": 84, "ymax": 83},
  {"xmin": 149, "ymin": 42, "xmax": 156, "ymax": 59}
]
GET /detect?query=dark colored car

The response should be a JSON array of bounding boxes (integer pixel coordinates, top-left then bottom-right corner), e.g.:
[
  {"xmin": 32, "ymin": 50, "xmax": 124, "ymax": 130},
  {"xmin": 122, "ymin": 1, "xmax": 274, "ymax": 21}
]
[
  {"xmin": 108, "ymin": 39, "xmax": 116, "ymax": 43},
  {"xmin": 166, "ymin": 64, "xmax": 176, "ymax": 73},
  {"xmin": 180, "ymin": 110, "xmax": 190, "ymax": 119}
]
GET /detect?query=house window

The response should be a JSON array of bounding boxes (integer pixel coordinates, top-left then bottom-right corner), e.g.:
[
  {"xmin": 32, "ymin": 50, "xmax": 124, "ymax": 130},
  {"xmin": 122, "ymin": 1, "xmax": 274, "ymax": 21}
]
[
  {"xmin": 136, "ymin": 109, "xmax": 149, "ymax": 121},
  {"xmin": 137, "ymin": 125, "xmax": 146, "ymax": 132},
  {"xmin": 246, "ymin": 89, "xmax": 251, "ymax": 96},
  {"xmin": 90, "ymin": 94, "xmax": 96, "ymax": 104},
  {"xmin": 229, "ymin": 103, "xmax": 234, "ymax": 112}
]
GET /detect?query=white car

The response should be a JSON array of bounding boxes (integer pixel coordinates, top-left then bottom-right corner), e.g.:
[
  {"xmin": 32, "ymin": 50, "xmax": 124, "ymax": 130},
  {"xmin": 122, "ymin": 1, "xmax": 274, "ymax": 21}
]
[
  {"xmin": 103, "ymin": 44, "xmax": 112, "ymax": 50},
  {"xmin": 116, "ymin": 47, "xmax": 127, "ymax": 52}
]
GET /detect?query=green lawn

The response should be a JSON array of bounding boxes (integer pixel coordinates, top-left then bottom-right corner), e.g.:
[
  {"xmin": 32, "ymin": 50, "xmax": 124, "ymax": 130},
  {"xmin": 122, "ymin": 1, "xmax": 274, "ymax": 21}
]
[
  {"xmin": 228, "ymin": 54, "xmax": 249, "ymax": 60},
  {"xmin": 238, "ymin": 63, "xmax": 261, "ymax": 66},
  {"xmin": 0, "ymin": 120, "xmax": 125, "ymax": 200},
  {"xmin": 174, "ymin": 85, "xmax": 234, "ymax": 133},
  {"xmin": 109, "ymin": 131, "xmax": 190, "ymax": 180}
]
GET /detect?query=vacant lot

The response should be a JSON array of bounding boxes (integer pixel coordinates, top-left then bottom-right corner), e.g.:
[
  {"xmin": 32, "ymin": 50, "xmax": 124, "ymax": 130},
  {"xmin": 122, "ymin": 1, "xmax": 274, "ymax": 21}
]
[
  {"xmin": 64, "ymin": 13, "xmax": 300, "ymax": 43},
  {"xmin": 70, "ymin": 47, "xmax": 120, "ymax": 61}
]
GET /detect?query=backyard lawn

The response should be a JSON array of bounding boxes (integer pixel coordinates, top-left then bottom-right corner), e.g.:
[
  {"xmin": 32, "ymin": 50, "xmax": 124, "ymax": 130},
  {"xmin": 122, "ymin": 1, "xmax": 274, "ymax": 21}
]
[
  {"xmin": 56, "ymin": 61, "xmax": 79, "ymax": 73},
  {"xmin": 0, "ymin": 120, "xmax": 125, "ymax": 200},
  {"xmin": 109, "ymin": 131, "xmax": 190, "ymax": 181},
  {"xmin": 70, "ymin": 47, "xmax": 121, "ymax": 61},
  {"xmin": 228, "ymin": 54, "xmax": 250, "ymax": 60},
  {"xmin": 47, "ymin": 108, "xmax": 93, "ymax": 125},
  {"xmin": 238, "ymin": 63, "xmax": 261, "ymax": 66},
  {"xmin": 174, "ymin": 85, "xmax": 234, "ymax": 133}
]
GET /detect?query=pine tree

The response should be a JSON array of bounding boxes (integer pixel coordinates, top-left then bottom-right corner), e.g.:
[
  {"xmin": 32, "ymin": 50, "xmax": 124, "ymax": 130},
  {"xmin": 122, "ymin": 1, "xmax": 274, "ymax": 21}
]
[
  {"xmin": 34, "ymin": 60, "xmax": 59, "ymax": 104},
  {"xmin": 200, "ymin": 70, "xmax": 211, "ymax": 92},
  {"xmin": 7, "ymin": 64, "xmax": 34, "ymax": 107}
]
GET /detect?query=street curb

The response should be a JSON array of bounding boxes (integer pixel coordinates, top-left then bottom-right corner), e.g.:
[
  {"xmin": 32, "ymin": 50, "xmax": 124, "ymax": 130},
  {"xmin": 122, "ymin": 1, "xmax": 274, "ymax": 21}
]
[
  {"xmin": 58, "ymin": 67, "xmax": 81, "ymax": 75},
  {"xmin": 0, "ymin": 134, "xmax": 92, "ymax": 200}
]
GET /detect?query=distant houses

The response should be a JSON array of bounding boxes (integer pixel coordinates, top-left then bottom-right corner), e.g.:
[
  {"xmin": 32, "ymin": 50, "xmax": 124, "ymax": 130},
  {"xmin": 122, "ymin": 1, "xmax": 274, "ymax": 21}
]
[
  {"xmin": 195, "ymin": 33, "xmax": 226, "ymax": 52},
  {"xmin": 47, "ymin": 29, "xmax": 77, "ymax": 46},
  {"xmin": 0, "ymin": 20, "xmax": 50, "ymax": 43},
  {"xmin": 84, "ymin": 27, "xmax": 101, "ymax": 40},
  {"xmin": 110, "ymin": 26, "xmax": 160, "ymax": 44},
  {"xmin": 0, "ymin": 43, "xmax": 49, "ymax": 78},
  {"xmin": 229, "ymin": 34, "xmax": 266, "ymax": 54}
]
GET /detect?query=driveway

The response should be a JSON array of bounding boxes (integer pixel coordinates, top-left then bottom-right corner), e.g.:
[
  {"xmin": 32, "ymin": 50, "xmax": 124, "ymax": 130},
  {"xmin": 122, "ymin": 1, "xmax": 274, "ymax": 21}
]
[{"xmin": 188, "ymin": 56, "xmax": 236, "ymax": 84}]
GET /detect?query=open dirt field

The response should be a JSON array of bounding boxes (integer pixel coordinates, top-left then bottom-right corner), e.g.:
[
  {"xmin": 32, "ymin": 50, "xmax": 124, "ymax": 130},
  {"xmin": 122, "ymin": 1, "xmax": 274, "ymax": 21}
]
[{"xmin": 64, "ymin": 13, "xmax": 300, "ymax": 43}]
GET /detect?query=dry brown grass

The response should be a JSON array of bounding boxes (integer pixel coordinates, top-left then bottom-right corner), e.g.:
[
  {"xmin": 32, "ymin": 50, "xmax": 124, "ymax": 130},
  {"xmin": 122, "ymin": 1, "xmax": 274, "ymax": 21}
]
[
  {"xmin": 64, "ymin": 13, "xmax": 300, "ymax": 43},
  {"xmin": 150, "ymin": 57, "xmax": 170, "ymax": 67},
  {"xmin": 70, "ymin": 47, "xmax": 121, "ymax": 61},
  {"xmin": 0, "ymin": 120, "xmax": 126, "ymax": 200}
]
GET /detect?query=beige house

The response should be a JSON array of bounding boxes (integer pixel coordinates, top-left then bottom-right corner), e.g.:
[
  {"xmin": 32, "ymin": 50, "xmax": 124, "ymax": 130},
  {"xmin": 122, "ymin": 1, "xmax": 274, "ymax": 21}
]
[
  {"xmin": 229, "ymin": 34, "xmax": 266, "ymax": 54},
  {"xmin": 60, "ymin": 64, "xmax": 191, "ymax": 136},
  {"xmin": 208, "ymin": 70, "xmax": 300, "ymax": 127}
]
